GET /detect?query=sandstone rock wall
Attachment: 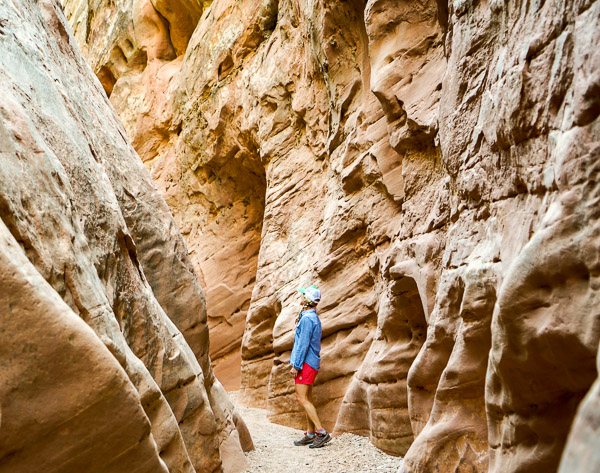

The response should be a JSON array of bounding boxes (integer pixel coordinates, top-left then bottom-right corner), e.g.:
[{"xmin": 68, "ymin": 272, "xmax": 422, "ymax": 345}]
[
  {"xmin": 0, "ymin": 1, "xmax": 251, "ymax": 471},
  {"xmin": 559, "ymin": 342, "xmax": 600, "ymax": 473},
  {"xmin": 63, "ymin": 0, "xmax": 600, "ymax": 471},
  {"xmin": 62, "ymin": 0, "xmax": 266, "ymax": 390}
]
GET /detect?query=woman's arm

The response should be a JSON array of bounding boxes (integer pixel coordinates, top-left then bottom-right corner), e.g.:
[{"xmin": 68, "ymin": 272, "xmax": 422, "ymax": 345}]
[{"xmin": 290, "ymin": 317, "xmax": 312, "ymax": 370}]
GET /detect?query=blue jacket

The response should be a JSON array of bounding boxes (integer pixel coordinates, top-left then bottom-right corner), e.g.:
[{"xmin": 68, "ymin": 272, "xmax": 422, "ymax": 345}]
[{"xmin": 289, "ymin": 308, "xmax": 322, "ymax": 370}]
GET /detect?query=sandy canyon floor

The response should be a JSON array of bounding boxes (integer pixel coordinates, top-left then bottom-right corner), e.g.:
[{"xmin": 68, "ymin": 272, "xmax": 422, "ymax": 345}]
[{"xmin": 230, "ymin": 393, "xmax": 405, "ymax": 473}]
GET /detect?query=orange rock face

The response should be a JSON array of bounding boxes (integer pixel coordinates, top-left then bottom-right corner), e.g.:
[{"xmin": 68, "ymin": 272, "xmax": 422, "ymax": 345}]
[
  {"xmin": 0, "ymin": 1, "xmax": 250, "ymax": 472},
  {"xmin": 62, "ymin": 0, "xmax": 599, "ymax": 471}
]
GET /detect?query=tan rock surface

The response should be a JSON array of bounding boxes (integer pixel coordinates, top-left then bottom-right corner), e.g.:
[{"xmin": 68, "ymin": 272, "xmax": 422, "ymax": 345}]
[
  {"xmin": 559, "ymin": 342, "xmax": 600, "ymax": 473},
  {"xmin": 403, "ymin": 265, "xmax": 497, "ymax": 471},
  {"xmin": 63, "ymin": 0, "xmax": 600, "ymax": 470},
  {"xmin": 0, "ymin": 0, "xmax": 250, "ymax": 471},
  {"xmin": 0, "ymin": 223, "xmax": 168, "ymax": 473}
]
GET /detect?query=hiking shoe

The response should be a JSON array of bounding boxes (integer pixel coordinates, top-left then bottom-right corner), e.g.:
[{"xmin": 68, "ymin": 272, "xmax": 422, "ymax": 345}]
[
  {"xmin": 309, "ymin": 432, "xmax": 331, "ymax": 448},
  {"xmin": 293, "ymin": 433, "xmax": 315, "ymax": 446}
]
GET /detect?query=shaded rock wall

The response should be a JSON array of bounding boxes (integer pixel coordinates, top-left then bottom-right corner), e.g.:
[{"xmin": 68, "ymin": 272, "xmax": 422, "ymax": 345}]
[
  {"xmin": 63, "ymin": 0, "xmax": 600, "ymax": 471},
  {"xmin": 0, "ymin": 1, "xmax": 251, "ymax": 472}
]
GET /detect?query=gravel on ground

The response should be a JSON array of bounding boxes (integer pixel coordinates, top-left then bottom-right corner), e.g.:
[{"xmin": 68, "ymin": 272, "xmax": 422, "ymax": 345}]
[{"xmin": 230, "ymin": 392, "xmax": 404, "ymax": 473}]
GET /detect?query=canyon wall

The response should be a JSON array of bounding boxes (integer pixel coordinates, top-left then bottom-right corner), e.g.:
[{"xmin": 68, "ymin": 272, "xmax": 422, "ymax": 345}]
[
  {"xmin": 62, "ymin": 0, "xmax": 265, "ymax": 390},
  {"xmin": 63, "ymin": 0, "xmax": 600, "ymax": 471},
  {"xmin": 0, "ymin": 1, "xmax": 251, "ymax": 472}
]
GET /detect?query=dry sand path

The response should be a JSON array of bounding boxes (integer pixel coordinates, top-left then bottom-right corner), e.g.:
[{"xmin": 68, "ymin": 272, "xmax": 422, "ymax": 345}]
[{"xmin": 231, "ymin": 392, "xmax": 404, "ymax": 473}]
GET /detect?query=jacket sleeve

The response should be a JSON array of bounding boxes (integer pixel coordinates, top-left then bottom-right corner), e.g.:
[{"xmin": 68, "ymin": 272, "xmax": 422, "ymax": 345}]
[{"xmin": 290, "ymin": 317, "xmax": 312, "ymax": 370}]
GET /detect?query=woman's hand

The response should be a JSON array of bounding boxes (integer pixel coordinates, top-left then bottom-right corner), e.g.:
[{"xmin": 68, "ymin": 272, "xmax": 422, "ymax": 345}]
[{"xmin": 290, "ymin": 367, "xmax": 298, "ymax": 377}]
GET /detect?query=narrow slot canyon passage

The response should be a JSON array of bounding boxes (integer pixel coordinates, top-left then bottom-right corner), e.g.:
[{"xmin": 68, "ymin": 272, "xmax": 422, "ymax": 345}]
[
  {"xmin": 193, "ymin": 155, "xmax": 267, "ymax": 392},
  {"xmin": 1, "ymin": 0, "xmax": 597, "ymax": 472}
]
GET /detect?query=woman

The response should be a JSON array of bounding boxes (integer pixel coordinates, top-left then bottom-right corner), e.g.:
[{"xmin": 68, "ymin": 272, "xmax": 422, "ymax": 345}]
[{"xmin": 289, "ymin": 285, "xmax": 330, "ymax": 448}]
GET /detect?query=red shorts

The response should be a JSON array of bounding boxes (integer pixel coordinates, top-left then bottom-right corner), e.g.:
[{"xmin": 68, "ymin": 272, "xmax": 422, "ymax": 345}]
[{"xmin": 295, "ymin": 363, "xmax": 318, "ymax": 385}]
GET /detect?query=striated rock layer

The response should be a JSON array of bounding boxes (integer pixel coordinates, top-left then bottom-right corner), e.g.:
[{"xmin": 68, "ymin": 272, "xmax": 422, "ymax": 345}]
[
  {"xmin": 0, "ymin": 1, "xmax": 251, "ymax": 472},
  {"xmin": 64, "ymin": 0, "xmax": 599, "ymax": 471}
]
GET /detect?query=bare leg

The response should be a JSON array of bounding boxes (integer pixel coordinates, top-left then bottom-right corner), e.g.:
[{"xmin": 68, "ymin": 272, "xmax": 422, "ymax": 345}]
[
  {"xmin": 304, "ymin": 385, "xmax": 315, "ymax": 432},
  {"xmin": 295, "ymin": 383, "xmax": 322, "ymax": 431}
]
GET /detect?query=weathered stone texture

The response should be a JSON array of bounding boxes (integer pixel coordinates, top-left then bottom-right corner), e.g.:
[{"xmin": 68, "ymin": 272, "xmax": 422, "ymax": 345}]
[
  {"xmin": 62, "ymin": 0, "xmax": 265, "ymax": 390},
  {"xmin": 559, "ymin": 343, "xmax": 600, "ymax": 473},
  {"xmin": 0, "ymin": 224, "xmax": 168, "ymax": 473},
  {"xmin": 0, "ymin": 1, "xmax": 250, "ymax": 472},
  {"xmin": 63, "ymin": 0, "xmax": 600, "ymax": 471}
]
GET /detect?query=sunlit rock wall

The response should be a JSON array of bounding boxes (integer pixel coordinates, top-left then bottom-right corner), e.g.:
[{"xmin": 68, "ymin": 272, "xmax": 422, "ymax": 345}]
[
  {"xmin": 63, "ymin": 0, "xmax": 600, "ymax": 471},
  {"xmin": 0, "ymin": 1, "xmax": 251, "ymax": 472}
]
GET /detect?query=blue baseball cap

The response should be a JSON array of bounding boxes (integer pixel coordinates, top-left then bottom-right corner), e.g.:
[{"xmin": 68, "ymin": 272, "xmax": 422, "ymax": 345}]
[{"xmin": 299, "ymin": 285, "xmax": 321, "ymax": 303}]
